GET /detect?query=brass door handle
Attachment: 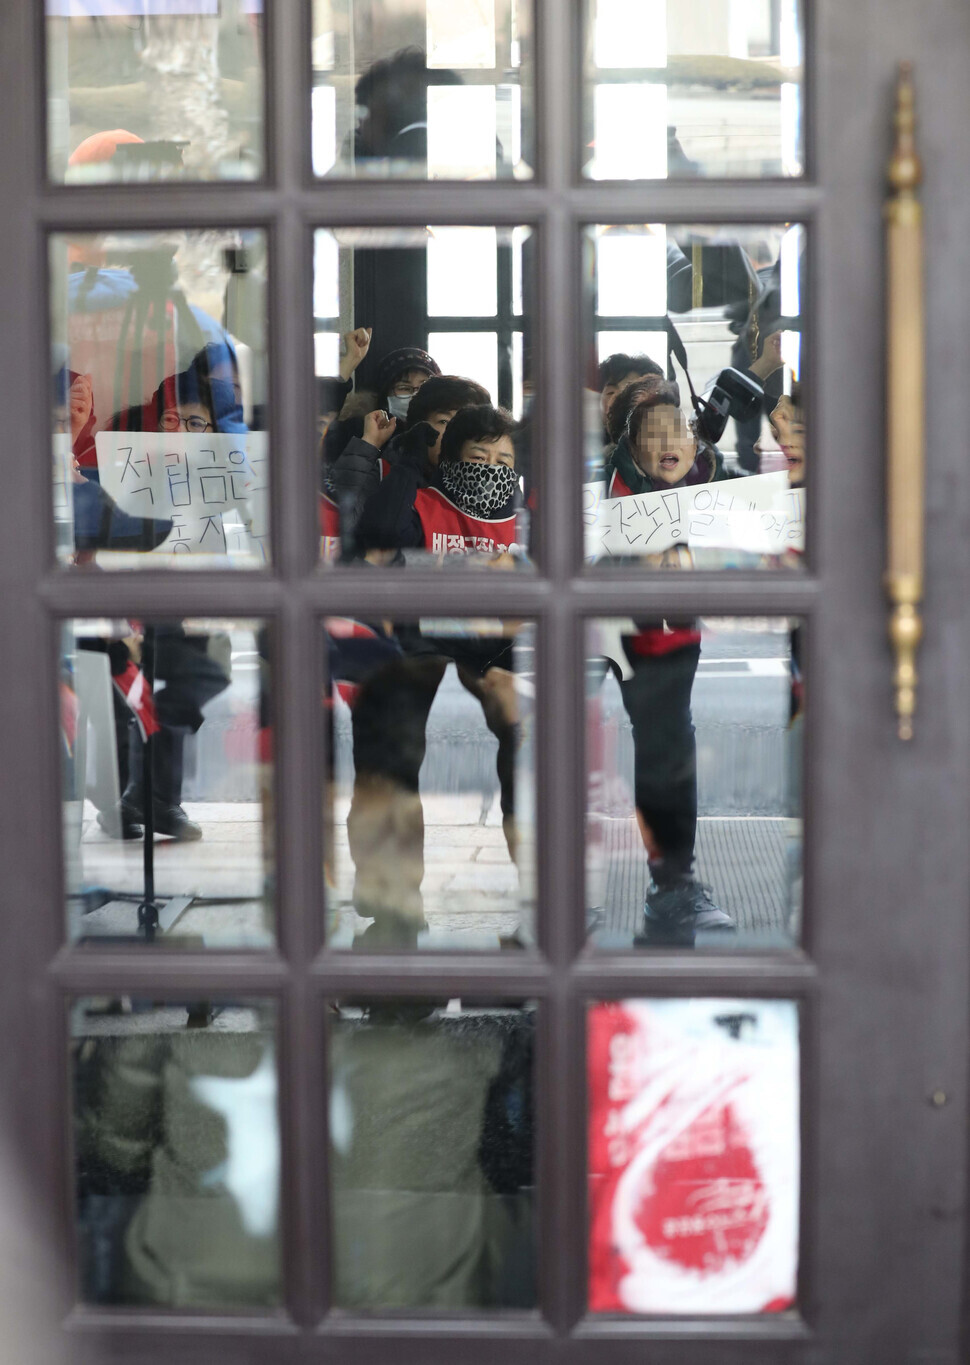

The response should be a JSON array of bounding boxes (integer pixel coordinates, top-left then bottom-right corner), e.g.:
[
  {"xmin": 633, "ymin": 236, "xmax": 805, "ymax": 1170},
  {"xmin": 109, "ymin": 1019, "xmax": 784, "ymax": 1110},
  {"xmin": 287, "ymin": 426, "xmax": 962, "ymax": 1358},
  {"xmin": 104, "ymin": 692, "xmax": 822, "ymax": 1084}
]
[{"xmin": 885, "ymin": 62, "xmax": 925, "ymax": 740}]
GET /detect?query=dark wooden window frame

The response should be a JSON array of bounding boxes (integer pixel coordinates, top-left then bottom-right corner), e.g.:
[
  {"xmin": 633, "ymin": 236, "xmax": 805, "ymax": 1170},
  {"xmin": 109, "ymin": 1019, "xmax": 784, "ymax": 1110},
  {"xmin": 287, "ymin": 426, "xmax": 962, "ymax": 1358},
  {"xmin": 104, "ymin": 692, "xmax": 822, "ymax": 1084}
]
[{"xmin": 11, "ymin": 0, "xmax": 947, "ymax": 1360}]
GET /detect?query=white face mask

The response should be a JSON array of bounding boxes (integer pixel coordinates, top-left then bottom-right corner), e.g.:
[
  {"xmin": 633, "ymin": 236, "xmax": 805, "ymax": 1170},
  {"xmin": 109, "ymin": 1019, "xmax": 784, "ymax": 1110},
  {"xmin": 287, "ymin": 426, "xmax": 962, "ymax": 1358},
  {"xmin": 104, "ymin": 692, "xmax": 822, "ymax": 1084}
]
[{"xmin": 386, "ymin": 394, "xmax": 412, "ymax": 420}]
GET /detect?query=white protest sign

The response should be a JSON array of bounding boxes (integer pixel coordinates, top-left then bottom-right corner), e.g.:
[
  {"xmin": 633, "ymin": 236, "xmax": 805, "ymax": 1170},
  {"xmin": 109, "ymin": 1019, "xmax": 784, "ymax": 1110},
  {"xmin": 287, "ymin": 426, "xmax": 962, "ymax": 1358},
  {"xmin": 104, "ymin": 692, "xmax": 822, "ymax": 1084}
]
[
  {"xmin": 584, "ymin": 472, "xmax": 804, "ymax": 560},
  {"xmin": 95, "ymin": 430, "xmax": 269, "ymax": 561}
]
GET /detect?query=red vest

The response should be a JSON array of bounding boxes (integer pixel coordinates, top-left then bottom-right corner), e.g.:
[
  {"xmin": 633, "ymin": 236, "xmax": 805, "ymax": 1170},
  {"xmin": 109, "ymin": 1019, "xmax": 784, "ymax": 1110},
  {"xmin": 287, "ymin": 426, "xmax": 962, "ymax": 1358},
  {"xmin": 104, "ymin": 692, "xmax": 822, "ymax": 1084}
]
[
  {"xmin": 607, "ymin": 468, "xmax": 634, "ymax": 498},
  {"xmin": 319, "ymin": 493, "xmax": 340, "ymax": 562},
  {"xmin": 605, "ymin": 469, "xmax": 700, "ymax": 656},
  {"xmin": 414, "ymin": 486, "xmax": 517, "ymax": 556}
]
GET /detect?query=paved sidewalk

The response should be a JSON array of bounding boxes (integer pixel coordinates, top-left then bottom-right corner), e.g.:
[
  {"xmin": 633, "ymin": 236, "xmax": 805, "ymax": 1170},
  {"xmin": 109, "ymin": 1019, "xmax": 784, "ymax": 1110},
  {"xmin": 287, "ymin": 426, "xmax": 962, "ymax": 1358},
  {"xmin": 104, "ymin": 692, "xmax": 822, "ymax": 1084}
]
[{"xmin": 74, "ymin": 797, "xmax": 796, "ymax": 949}]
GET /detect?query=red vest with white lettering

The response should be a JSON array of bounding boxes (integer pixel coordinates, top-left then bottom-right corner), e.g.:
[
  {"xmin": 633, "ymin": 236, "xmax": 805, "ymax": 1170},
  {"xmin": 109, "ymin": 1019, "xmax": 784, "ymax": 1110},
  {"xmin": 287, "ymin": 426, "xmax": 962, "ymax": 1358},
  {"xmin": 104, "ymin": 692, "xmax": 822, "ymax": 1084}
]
[
  {"xmin": 606, "ymin": 469, "xmax": 700, "ymax": 657},
  {"xmin": 414, "ymin": 486, "xmax": 517, "ymax": 556},
  {"xmin": 319, "ymin": 493, "xmax": 340, "ymax": 562}
]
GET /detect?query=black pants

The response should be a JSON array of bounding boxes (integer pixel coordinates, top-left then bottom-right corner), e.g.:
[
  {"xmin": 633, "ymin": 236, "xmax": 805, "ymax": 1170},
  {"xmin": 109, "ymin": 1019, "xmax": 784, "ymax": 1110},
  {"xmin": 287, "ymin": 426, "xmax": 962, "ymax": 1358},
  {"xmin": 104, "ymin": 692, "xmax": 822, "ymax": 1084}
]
[
  {"xmin": 591, "ymin": 643, "xmax": 700, "ymax": 878},
  {"xmin": 123, "ymin": 627, "xmax": 230, "ymax": 810},
  {"xmin": 347, "ymin": 641, "xmax": 518, "ymax": 923}
]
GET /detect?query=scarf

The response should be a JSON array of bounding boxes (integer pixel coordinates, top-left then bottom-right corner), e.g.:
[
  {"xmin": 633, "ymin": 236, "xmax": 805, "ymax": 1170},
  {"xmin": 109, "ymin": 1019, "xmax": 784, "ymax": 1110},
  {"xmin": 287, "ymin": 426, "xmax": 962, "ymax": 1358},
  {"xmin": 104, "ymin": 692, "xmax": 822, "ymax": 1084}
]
[{"xmin": 438, "ymin": 461, "xmax": 517, "ymax": 517}]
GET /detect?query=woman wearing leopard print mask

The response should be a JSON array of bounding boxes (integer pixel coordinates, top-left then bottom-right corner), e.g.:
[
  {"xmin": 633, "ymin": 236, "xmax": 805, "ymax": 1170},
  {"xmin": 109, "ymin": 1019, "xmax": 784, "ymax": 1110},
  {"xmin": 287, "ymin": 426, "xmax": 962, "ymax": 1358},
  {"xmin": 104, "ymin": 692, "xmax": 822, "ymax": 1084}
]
[{"xmin": 355, "ymin": 403, "xmax": 523, "ymax": 560}]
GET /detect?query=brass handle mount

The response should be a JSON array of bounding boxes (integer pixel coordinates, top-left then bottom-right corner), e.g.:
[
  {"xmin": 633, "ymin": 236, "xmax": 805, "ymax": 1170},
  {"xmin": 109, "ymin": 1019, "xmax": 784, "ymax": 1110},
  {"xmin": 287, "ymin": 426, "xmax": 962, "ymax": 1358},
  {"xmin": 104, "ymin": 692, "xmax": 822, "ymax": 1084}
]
[{"xmin": 885, "ymin": 61, "xmax": 925, "ymax": 741}]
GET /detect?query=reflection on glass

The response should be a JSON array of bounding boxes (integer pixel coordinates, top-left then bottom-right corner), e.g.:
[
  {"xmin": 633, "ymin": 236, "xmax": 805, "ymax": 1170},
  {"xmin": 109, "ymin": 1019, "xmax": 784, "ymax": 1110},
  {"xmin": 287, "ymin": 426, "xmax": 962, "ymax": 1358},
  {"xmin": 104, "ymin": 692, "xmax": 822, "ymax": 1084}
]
[
  {"xmin": 326, "ymin": 620, "xmax": 535, "ymax": 951},
  {"xmin": 330, "ymin": 999, "xmax": 536, "ymax": 1308},
  {"xmin": 585, "ymin": 224, "xmax": 805, "ymax": 570},
  {"xmin": 51, "ymin": 230, "xmax": 269, "ymax": 570},
  {"xmin": 312, "ymin": 0, "xmax": 532, "ymax": 180},
  {"xmin": 62, "ymin": 618, "xmax": 273, "ymax": 948},
  {"xmin": 47, "ymin": 3, "xmax": 264, "ymax": 183},
  {"xmin": 73, "ymin": 998, "xmax": 280, "ymax": 1309},
  {"xmin": 587, "ymin": 617, "xmax": 803, "ymax": 949},
  {"xmin": 583, "ymin": 0, "xmax": 803, "ymax": 179},
  {"xmin": 315, "ymin": 227, "xmax": 534, "ymax": 567},
  {"xmin": 587, "ymin": 998, "xmax": 799, "ymax": 1313}
]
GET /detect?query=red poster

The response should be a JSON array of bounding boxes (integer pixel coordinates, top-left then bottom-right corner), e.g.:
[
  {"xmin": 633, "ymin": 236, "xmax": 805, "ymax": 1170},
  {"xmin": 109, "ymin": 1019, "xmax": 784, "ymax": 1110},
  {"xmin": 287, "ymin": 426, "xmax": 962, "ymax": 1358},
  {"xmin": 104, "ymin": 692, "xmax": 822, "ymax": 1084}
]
[{"xmin": 588, "ymin": 999, "xmax": 799, "ymax": 1315}]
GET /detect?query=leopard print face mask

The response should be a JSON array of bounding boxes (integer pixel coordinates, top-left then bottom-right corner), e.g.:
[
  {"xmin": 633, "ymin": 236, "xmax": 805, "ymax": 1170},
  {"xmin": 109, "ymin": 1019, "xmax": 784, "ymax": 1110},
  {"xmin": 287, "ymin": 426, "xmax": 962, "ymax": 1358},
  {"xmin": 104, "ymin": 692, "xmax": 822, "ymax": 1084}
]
[{"xmin": 438, "ymin": 460, "xmax": 517, "ymax": 517}]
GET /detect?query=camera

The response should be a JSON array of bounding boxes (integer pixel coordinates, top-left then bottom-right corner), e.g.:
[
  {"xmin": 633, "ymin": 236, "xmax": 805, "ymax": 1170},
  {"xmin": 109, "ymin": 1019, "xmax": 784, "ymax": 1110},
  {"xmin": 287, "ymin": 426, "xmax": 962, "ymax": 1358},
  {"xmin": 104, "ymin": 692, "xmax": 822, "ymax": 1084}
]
[{"xmin": 694, "ymin": 367, "xmax": 764, "ymax": 446}]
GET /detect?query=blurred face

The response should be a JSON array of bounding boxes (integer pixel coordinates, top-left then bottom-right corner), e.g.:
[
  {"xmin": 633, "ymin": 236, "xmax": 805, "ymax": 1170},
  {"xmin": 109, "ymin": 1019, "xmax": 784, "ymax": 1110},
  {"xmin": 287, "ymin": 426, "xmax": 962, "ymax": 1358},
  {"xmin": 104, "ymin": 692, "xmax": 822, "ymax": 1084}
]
[
  {"xmin": 601, "ymin": 369, "xmax": 654, "ymax": 423},
  {"xmin": 388, "ymin": 367, "xmax": 432, "ymax": 399},
  {"xmin": 459, "ymin": 433, "xmax": 515, "ymax": 467},
  {"xmin": 632, "ymin": 404, "xmax": 696, "ymax": 485},
  {"xmin": 425, "ymin": 408, "xmax": 459, "ymax": 465},
  {"xmin": 769, "ymin": 396, "xmax": 805, "ymax": 485}
]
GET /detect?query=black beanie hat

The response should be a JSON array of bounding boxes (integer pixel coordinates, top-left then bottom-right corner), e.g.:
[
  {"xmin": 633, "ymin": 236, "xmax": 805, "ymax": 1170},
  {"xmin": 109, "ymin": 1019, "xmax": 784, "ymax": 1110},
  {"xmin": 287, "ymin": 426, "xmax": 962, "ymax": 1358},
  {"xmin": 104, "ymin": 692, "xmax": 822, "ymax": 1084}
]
[{"xmin": 376, "ymin": 347, "xmax": 440, "ymax": 396}]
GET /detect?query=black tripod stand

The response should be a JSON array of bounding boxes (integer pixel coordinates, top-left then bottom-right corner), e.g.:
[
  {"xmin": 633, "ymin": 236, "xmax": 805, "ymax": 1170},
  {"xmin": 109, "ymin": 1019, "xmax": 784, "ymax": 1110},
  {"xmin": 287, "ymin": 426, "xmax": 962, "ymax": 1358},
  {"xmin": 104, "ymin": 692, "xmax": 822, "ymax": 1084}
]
[{"xmin": 134, "ymin": 625, "xmax": 195, "ymax": 943}]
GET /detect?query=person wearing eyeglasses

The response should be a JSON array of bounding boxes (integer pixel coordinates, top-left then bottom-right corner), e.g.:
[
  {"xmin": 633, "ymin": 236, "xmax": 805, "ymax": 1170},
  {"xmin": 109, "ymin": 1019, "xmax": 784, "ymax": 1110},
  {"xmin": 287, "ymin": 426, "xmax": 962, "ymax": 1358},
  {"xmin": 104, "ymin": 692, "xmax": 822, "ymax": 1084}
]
[
  {"xmin": 157, "ymin": 368, "xmax": 217, "ymax": 435},
  {"xmin": 159, "ymin": 409, "xmax": 214, "ymax": 434},
  {"xmin": 95, "ymin": 361, "xmax": 232, "ymax": 843}
]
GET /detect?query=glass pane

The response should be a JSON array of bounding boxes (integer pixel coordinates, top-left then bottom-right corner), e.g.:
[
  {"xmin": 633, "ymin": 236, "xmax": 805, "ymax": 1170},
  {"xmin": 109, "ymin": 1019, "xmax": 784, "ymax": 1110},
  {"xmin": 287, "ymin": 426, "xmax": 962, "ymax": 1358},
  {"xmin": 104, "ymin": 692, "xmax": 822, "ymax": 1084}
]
[
  {"xmin": 62, "ymin": 618, "xmax": 274, "ymax": 949},
  {"xmin": 587, "ymin": 998, "xmax": 799, "ymax": 1313},
  {"xmin": 47, "ymin": 3, "xmax": 264, "ymax": 184},
  {"xmin": 585, "ymin": 224, "xmax": 806, "ymax": 570},
  {"xmin": 327, "ymin": 619, "xmax": 535, "ymax": 950},
  {"xmin": 72, "ymin": 998, "xmax": 280, "ymax": 1309},
  {"xmin": 312, "ymin": 0, "xmax": 533, "ymax": 180},
  {"xmin": 315, "ymin": 227, "xmax": 534, "ymax": 567},
  {"xmin": 330, "ymin": 999, "xmax": 536, "ymax": 1308},
  {"xmin": 51, "ymin": 229, "xmax": 269, "ymax": 570},
  {"xmin": 587, "ymin": 617, "xmax": 803, "ymax": 950},
  {"xmin": 583, "ymin": 0, "xmax": 804, "ymax": 179}
]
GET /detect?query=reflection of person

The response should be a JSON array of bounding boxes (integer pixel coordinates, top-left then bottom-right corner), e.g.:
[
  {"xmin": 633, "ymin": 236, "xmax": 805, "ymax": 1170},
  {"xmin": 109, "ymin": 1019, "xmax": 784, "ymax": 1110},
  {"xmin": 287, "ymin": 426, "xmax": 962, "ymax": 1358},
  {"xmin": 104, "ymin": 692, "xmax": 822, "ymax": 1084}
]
[
  {"xmin": 56, "ymin": 368, "xmax": 173, "ymax": 562},
  {"xmin": 350, "ymin": 48, "xmax": 463, "ymax": 167},
  {"xmin": 758, "ymin": 384, "xmax": 806, "ymax": 936},
  {"xmin": 758, "ymin": 384, "xmax": 805, "ymax": 488},
  {"xmin": 593, "ymin": 388, "xmax": 737, "ymax": 945},
  {"xmin": 596, "ymin": 353, "xmax": 664, "ymax": 444},
  {"xmin": 97, "ymin": 622, "xmax": 230, "ymax": 843},
  {"xmin": 602, "ymin": 374, "xmax": 674, "ymax": 457},
  {"xmin": 605, "ymin": 384, "xmax": 734, "ymax": 497},
  {"xmin": 345, "ymin": 408, "xmax": 524, "ymax": 943},
  {"xmin": 328, "ymin": 375, "xmax": 490, "ymax": 551},
  {"xmin": 66, "ymin": 243, "xmax": 248, "ymax": 471},
  {"xmin": 315, "ymin": 327, "xmax": 373, "ymax": 439},
  {"xmin": 354, "ymin": 401, "xmax": 519, "ymax": 557},
  {"xmin": 74, "ymin": 1011, "xmax": 279, "ymax": 1308},
  {"xmin": 321, "ymin": 345, "xmax": 441, "ymax": 470},
  {"xmin": 95, "ymin": 365, "xmax": 232, "ymax": 843},
  {"xmin": 330, "ymin": 1004, "xmax": 535, "ymax": 1309}
]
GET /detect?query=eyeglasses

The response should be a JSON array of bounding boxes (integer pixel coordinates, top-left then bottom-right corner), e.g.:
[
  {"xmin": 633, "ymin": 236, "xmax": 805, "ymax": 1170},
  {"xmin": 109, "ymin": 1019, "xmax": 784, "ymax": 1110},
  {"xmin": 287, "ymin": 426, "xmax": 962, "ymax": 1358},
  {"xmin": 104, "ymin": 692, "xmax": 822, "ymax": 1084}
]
[
  {"xmin": 161, "ymin": 412, "xmax": 214, "ymax": 433},
  {"xmin": 388, "ymin": 383, "xmax": 424, "ymax": 398}
]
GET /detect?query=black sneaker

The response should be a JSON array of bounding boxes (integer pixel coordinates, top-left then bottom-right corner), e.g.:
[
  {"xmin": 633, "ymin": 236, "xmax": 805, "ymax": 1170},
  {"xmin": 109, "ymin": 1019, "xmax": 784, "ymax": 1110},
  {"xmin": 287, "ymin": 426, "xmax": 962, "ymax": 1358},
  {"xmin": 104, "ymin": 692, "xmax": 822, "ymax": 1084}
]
[
  {"xmin": 150, "ymin": 805, "xmax": 203, "ymax": 841},
  {"xmin": 635, "ymin": 876, "xmax": 735, "ymax": 947}
]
